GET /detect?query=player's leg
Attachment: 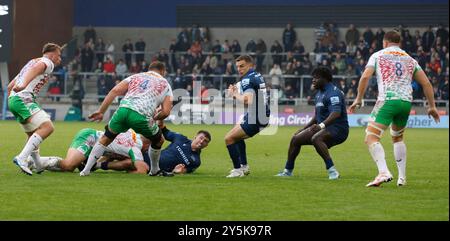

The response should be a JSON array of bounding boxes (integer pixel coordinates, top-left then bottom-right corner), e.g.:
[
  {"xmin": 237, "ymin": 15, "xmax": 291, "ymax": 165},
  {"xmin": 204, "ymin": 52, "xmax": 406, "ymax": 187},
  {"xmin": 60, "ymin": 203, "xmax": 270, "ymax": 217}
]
[
  {"xmin": 80, "ymin": 109, "xmax": 129, "ymax": 176},
  {"xmin": 276, "ymin": 126, "xmax": 316, "ymax": 176},
  {"xmin": 311, "ymin": 126, "xmax": 347, "ymax": 180},
  {"xmin": 391, "ymin": 100, "xmax": 411, "ymax": 186},
  {"xmin": 224, "ymin": 124, "xmax": 250, "ymax": 177},
  {"xmin": 12, "ymin": 104, "xmax": 53, "ymax": 175},
  {"xmin": 59, "ymin": 148, "xmax": 88, "ymax": 172},
  {"xmin": 365, "ymin": 101, "xmax": 394, "ymax": 187},
  {"xmin": 126, "ymin": 161, "xmax": 150, "ymax": 174},
  {"xmin": 80, "ymin": 129, "xmax": 115, "ymax": 176}
]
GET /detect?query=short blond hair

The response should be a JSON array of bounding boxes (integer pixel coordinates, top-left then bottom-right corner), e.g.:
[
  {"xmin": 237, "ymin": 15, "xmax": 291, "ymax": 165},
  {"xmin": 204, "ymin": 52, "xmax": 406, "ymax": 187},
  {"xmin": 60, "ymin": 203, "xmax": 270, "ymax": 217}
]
[{"xmin": 42, "ymin": 43, "xmax": 62, "ymax": 54}]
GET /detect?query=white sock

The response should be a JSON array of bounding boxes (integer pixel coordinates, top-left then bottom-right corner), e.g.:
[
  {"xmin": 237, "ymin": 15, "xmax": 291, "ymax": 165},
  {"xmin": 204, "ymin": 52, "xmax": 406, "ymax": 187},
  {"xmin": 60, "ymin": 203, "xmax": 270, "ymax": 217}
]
[
  {"xmin": 30, "ymin": 148, "xmax": 43, "ymax": 170},
  {"xmin": 17, "ymin": 133, "xmax": 43, "ymax": 161},
  {"xmin": 394, "ymin": 141, "xmax": 407, "ymax": 179},
  {"xmin": 82, "ymin": 142, "xmax": 106, "ymax": 173},
  {"xmin": 368, "ymin": 142, "xmax": 390, "ymax": 174},
  {"xmin": 149, "ymin": 147, "xmax": 161, "ymax": 175},
  {"xmin": 39, "ymin": 156, "xmax": 62, "ymax": 171}
]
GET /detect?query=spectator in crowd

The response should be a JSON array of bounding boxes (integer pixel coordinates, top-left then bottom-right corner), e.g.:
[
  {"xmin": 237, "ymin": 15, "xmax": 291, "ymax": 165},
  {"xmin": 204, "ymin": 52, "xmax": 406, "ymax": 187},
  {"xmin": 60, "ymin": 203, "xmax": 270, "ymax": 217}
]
[
  {"xmin": 270, "ymin": 40, "xmax": 283, "ymax": 66},
  {"xmin": 422, "ymin": 26, "xmax": 435, "ymax": 52},
  {"xmin": 115, "ymin": 59, "xmax": 128, "ymax": 78},
  {"xmin": 129, "ymin": 62, "xmax": 141, "ymax": 74},
  {"xmin": 345, "ymin": 24, "xmax": 360, "ymax": 46},
  {"xmin": 337, "ymin": 41, "xmax": 347, "ymax": 54},
  {"xmin": 47, "ymin": 76, "xmax": 62, "ymax": 102},
  {"xmin": 141, "ymin": 60, "xmax": 149, "ymax": 72},
  {"xmin": 190, "ymin": 24, "xmax": 201, "ymax": 44},
  {"xmin": 97, "ymin": 78, "xmax": 109, "ymax": 103},
  {"xmin": 177, "ymin": 27, "xmax": 190, "ymax": 51},
  {"xmin": 103, "ymin": 57, "xmax": 115, "ymax": 74},
  {"xmin": 355, "ymin": 58, "xmax": 366, "ymax": 77},
  {"xmin": 190, "ymin": 40, "xmax": 202, "ymax": 55},
  {"xmin": 81, "ymin": 42, "xmax": 94, "ymax": 72},
  {"xmin": 436, "ymin": 23, "xmax": 449, "ymax": 45},
  {"xmin": 255, "ymin": 39, "xmax": 267, "ymax": 72},
  {"xmin": 374, "ymin": 28, "xmax": 385, "ymax": 51},
  {"xmin": 245, "ymin": 39, "xmax": 256, "ymax": 53},
  {"xmin": 230, "ymin": 40, "xmax": 242, "ymax": 58},
  {"xmin": 334, "ymin": 54, "xmax": 347, "ymax": 75},
  {"xmin": 269, "ymin": 64, "xmax": 283, "ymax": 89},
  {"xmin": 94, "ymin": 61, "xmax": 103, "ymax": 73},
  {"xmin": 282, "ymin": 23, "xmax": 297, "ymax": 52},
  {"xmin": 284, "ymin": 84, "xmax": 296, "ymax": 99},
  {"xmin": 200, "ymin": 26, "xmax": 211, "ymax": 42},
  {"xmin": 363, "ymin": 27, "xmax": 374, "ymax": 47},
  {"xmin": 440, "ymin": 75, "xmax": 449, "ymax": 100},
  {"xmin": 337, "ymin": 78, "xmax": 348, "ymax": 96},
  {"xmin": 135, "ymin": 38, "xmax": 146, "ymax": 64},
  {"xmin": 105, "ymin": 41, "xmax": 115, "ymax": 62},
  {"xmin": 212, "ymin": 40, "xmax": 222, "ymax": 53},
  {"xmin": 95, "ymin": 38, "xmax": 106, "ymax": 64},
  {"xmin": 122, "ymin": 39, "xmax": 133, "ymax": 68},
  {"xmin": 201, "ymin": 38, "xmax": 212, "ymax": 53},
  {"xmin": 157, "ymin": 48, "xmax": 170, "ymax": 69},
  {"xmin": 172, "ymin": 68, "xmax": 186, "ymax": 89},
  {"xmin": 84, "ymin": 25, "xmax": 97, "ymax": 44}
]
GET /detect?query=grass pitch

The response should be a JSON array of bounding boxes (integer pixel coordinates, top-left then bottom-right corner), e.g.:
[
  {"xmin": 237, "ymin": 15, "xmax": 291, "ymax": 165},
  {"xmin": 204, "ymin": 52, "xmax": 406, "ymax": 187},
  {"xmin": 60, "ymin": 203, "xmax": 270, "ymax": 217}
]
[{"xmin": 0, "ymin": 121, "xmax": 448, "ymax": 220}]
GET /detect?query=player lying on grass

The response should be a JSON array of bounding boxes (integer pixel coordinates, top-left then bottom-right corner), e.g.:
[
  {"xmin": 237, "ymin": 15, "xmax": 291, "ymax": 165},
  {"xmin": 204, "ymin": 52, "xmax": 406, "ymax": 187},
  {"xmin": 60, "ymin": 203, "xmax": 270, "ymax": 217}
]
[
  {"xmin": 276, "ymin": 66, "xmax": 349, "ymax": 179},
  {"xmin": 97, "ymin": 120, "xmax": 211, "ymax": 174},
  {"xmin": 26, "ymin": 128, "xmax": 150, "ymax": 174},
  {"xmin": 80, "ymin": 61, "xmax": 173, "ymax": 177}
]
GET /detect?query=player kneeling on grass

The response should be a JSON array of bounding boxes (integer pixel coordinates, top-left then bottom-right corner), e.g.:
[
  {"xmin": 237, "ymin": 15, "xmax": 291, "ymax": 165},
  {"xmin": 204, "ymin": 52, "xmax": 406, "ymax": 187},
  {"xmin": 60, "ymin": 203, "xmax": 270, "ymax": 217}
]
[
  {"xmin": 97, "ymin": 120, "xmax": 211, "ymax": 174},
  {"xmin": 26, "ymin": 128, "xmax": 149, "ymax": 174},
  {"xmin": 8, "ymin": 43, "xmax": 62, "ymax": 175},
  {"xmin": 79, "ymin": 61, "xmax": 173, "ymax": 177},
  {"xmin": 276, "ymin": 66, "xmax": 349, "ymax": 179}
]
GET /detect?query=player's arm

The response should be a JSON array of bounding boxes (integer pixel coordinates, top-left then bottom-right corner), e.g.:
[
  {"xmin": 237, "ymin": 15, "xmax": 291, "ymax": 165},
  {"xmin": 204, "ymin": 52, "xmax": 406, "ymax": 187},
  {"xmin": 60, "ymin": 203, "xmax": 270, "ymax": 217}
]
[
  {"xmin": 89, "ymin": 80, "xmax": 128, "ymax": 122},
  {"xmin": 227, "ymin": 83, "xmax": 254, "ymax": 105},
  {"xmin": 153, "ymin": 95, "xmax": 173, "ymax": 120},
  {"xmin": 7, "ymin": 79, "xmax": 16, "ymax": 97},
  {"xmin": 348, "ymin": 66, "xmax": 375, "ymax": 112},
  {"xmin": 414, "ymin": 69, "xmax": 440, "ymax": 123},
  {"xmin": 12, "ymin": 62, "xmax": 46, "ymax": 92},
  {"xmin": 172, "ymin": 164, "xmax": 187, "ymax": 174}
]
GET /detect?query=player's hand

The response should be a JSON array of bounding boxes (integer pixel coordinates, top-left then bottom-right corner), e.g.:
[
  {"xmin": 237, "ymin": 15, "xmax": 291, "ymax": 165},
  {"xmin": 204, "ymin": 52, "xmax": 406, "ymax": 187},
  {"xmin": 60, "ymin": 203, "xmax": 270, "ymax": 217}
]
[
  {"xmin": 89, "ymin": 111, "xmax": 104, "ymax": 122},
  {"xmin": 348, "ymin": 99, "xmax": 363, "ymax": 113},
  {"xmin": 227, "ymin": 84, "xmax": 237, "ymax": 97},
  {"xmin": 427, "ymin": 107, "xmax": 440, "ymax": 123},
  {"xmin": 310, "ymin": 124, "xmax": 322, "ymax": 132},
  {"xmin": 173, "ymin": 164, "xmax": 186, "ymax": 174},
  {"xmin": 12, "ymin": 84, "xmax": 25, "ymax": 92}
]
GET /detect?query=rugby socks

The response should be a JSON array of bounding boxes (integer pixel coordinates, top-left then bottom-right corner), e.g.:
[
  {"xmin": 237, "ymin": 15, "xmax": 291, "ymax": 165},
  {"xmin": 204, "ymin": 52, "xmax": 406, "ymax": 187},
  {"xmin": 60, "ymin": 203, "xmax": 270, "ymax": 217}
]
[
  {"xmin": 83, "ymin": 142, "xmax": 106, "ymax": 173},
  {"xmin": 30, "ymin": 148, "xmax": 43, "ymax": 170},
  {"xmin": 17, "ymin": 133, "xmax": 43, "ymax": 162},
  {"xmin": 394, "ymin": 141, "xmax": 407, "ymax": 180},
  {"xmin": 38, "ymin": 156, "xmax": 61, "ymax": 171},
  {"xmin": 236, "ymin": 140, "xmax": 247, "ymax": 166},
  {"xmin": 149, "ymin": 147, "xmax": 161, "ymax": 175},
  {"xmin": 368, "ymin": 142, "xmax": 389, "ymax": 174},
  {"xmin": 227, "ymin": 143, "xmax": 241, "ymax": 169},
  {"xmin": 324, "ymin": 158, "xmax": 335, "ymax": 170}
]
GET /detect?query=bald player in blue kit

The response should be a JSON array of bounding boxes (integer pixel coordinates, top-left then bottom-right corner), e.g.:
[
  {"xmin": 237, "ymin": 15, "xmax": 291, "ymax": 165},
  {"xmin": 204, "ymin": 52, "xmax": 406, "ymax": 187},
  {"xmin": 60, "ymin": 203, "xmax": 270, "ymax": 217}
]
[{"xmin": 276, "ymin": 66, "xmax": 349, "ymax": 179}]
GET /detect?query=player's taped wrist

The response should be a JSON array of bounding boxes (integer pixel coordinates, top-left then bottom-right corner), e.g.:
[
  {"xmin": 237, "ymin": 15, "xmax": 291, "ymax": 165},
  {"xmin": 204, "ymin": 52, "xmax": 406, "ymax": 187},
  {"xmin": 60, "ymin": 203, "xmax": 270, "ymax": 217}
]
[{"xmin": 319, "ymin": 123, "xmax": 326, "ymax": 130}]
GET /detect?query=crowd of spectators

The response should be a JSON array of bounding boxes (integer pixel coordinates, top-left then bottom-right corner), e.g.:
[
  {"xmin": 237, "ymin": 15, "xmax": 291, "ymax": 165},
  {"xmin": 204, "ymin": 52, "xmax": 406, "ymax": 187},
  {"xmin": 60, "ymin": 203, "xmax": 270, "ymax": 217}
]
[{"xmin": 55, "ymin": 22, "xmax": 449, "ymax": 104}]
